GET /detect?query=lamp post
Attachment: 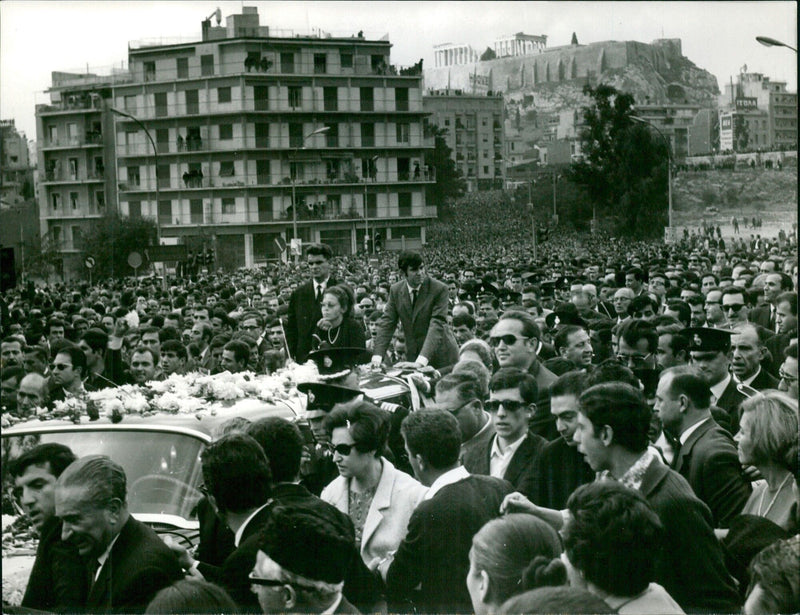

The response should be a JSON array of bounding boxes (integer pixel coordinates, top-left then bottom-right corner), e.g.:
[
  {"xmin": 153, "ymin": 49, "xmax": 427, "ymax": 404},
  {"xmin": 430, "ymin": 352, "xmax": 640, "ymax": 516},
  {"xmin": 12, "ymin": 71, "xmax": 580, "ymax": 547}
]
[
  {"xmin": 290, "ymin": 126, "xmax": 330, "ymax": 262},
  {"xmin": 110, "ymin": 107, "xmax": 160, "ymax": 245},
  {"xmin": 364, "ymin": 155, "xmax": 378, "ymax": 255},
  {"xmin": 630, "ymin": 115, "xmax": 673, "ymax": 238},
  {"xmin": 756, "ymin": 36, "xmax": 797, "ymax": 52}
]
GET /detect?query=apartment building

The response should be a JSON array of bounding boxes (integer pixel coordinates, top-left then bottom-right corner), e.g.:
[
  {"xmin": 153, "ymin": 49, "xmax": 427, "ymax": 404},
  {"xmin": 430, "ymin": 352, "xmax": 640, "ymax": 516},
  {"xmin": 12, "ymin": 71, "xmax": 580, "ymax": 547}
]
[
  {"xmin": 36, "ymin": 7, "xmax": 434, "ymax": 278},
  {"xmin": 423, "ymin": 89, "xmax": 505, "ymax": 191}
]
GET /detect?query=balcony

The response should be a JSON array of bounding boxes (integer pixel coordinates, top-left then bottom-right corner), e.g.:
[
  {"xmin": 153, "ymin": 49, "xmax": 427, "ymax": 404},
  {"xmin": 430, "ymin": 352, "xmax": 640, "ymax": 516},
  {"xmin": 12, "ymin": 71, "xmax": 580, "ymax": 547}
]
[
  {"xmin": 40, "ymin": 132, "xmax": 103, "ymax": 149},
  {"xmin": 43, "ymin": 169, "xmax": 104, "ymax": 183}
]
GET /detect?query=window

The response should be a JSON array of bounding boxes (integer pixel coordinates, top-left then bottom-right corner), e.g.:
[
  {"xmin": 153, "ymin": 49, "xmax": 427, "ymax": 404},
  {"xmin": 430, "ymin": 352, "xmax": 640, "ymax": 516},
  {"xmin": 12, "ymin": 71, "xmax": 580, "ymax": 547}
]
[
  {"xmin": 96, "ymin": 191, "xmax": 105, "ymax": 209},
  {"xmin": 288, "ymin": 86, "xmax": 302, "ymax": 109},
  {"xmin": 280, "ymin": 52, "xmax": 294, "ymax": 73},
  {"xmin": 397, "ymin": 158, "xmax": 410, "ymax": 181},
  {"xmin": 444, "ymin": 118, "xmax": 450, "ymax": 127},
  {"xmin": 48, "ymin": 125, "xmax": 58, "ymax": 141},
  {"xmin": 190, "ymin": 199, "xmax": 203, "ymax": 224},
  {"xmin": 289, "ymin": 123, "xmax": 303, "ymax": 148},
  {"xmin": 128, "ymin": 166, "xmax": 140, "ymax": 186},
  {"xmin": 155, "ymin": 92, "xmax": 168, "ymax": 117},
  {"xmin": 371, "ymin": 55, "xmax": 385, "ymax": 73},
  {"xmin": 256, "ymin": 159, "xmax": 270, "ymax": 184},
  {"xmin": 156, "ymin": 128, "xmax": 169, "ymax": 153},
  {"xmin": 396, "ymin": 122, "xmax": 410, "ymax": 144},
  {"xmin": 185, "ymin": 90, "xmax": 199, "ymax": 115},
  {"xmin": 222, "ymin": 198, "xmax": 235, "ymax": 214},
  {"xmin": 128, "ymin": 201, "xmax": 141, "ymax": 218},
  {"xmin": 361, "ymin": 123, "xmax": 375, "ymax": 147},
  {"xmin": 124, "ymin": 95, "xmax": 136, "ymax": 113},
  {"xmin": 325, "ymin": 123, "xmax": 338, "ymax": 148},
  {"xmin": 144, "ymin": 62, "xmax": 156, "ymax": 81},
  {"xmin": 68, "ymin": 158, "xmax": 78, "ymax": 180},
  {"xmin": 360, "ymin": 87, "xmax": 374, "ymax": 111},
  {"xmin": 398, "ymin": 192, "xmax": 412, "ymax": 217},
  {"xmin": 362, "ymin": 157, "xmax": 376, "ymax": 180},
  {"xmin": 323, "ymin": 87, "xmax": 338, "ymax": 111},
  {"xmin": 482, "ymin": 118, "xmax": 488, "ymax": 127},
  {"xmin": 255, "ymin": 123, "xmax": 269, "ymax": 148},
  {"xmin": 483, "ymin": 165, "xmax": 489, "ymax": 174},
  {"xmin": 70, "ymin": 192, "xmax": 79, "ymax": 210},
  {"xmin": 157, "ymin": 164, "xmax": 170, "ymax": 188},
  {"xmin": 257, "ymin": 196, "xmax": 273, "ymax": 221},
  {"xmin": 326, "ymin": 159, "xmax": 340, "ymax": 180},
  {"xmin": 51, "ymin": 226, "xmax": 61, "ymax": 245},
  {"xmin": 366, "ymin": 192, "xmax": 377, "ymax": 218},
  {"xmin": 326, "ymin": 194, "xmax": 341, "ymax": 216},
  {"xmin": 177, "ymin": 57, "xmax": 189, "ymax": 79},
  {"xmin": 51, "ymin": 193, "xmax": 61, "ymax": 210},
  {"xmin": 340, "ymin": 53, "xmax": 353, "ymax": 69},
  {"xmin": 201, "ymin": 55, "xmax": 214, "ymax": 76},
  {"xmin": 395, "ymin": 88, "xmax": 409, "ymax": 112},
  {"xmin": 219, "ymin": 124, "xmax": 233, "ymax": 140},
  {"xmin": 314, "ymin": 53, "xmax": 327, "ymax": 74},
  {"xmin": 158, "ymin": 200, "xmax": 172, "ymax": 226},
  {"xmin": 220, "ymin": 161, "xmax": 235, "ymax": 177},
  {"xmin": 218, "ymin": 87, "xmax": 232, "ymax": 103},
  {"xmin": 254, "ymin": 85, "xmax": 269, "ymax": 111}
]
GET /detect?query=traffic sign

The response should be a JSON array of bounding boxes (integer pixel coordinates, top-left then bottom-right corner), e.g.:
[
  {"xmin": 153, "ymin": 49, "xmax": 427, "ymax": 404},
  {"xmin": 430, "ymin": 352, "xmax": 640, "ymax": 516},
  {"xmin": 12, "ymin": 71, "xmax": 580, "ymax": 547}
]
[
  {"xmin": 290, "ymin": 238, "xmax": 302, "ymax": 256},
  {"xmin": 84, "ymin": 256, "xmax": 96, "ymax": 269},
  {"xmin": 127, "ymin": 252, "xmax": 142, "ymax": 269}
]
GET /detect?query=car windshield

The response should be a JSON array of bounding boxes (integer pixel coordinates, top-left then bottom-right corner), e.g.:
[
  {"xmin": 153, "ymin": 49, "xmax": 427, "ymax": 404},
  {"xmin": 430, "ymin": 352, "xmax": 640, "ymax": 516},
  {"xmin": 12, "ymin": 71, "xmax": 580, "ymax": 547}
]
[{"xmin": 2, "ymin": 430, "xmax": 205, "ymax": 522}]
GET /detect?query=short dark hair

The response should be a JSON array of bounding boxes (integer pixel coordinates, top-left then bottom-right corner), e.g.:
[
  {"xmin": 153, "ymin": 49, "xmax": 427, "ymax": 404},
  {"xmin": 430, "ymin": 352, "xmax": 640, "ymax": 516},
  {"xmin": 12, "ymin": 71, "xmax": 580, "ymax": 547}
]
[
  {"xmin": 663, "ymin": 367, "xmax": 712, "ymax": 409},
  {"xmin": 628, "ymin": 295, "xmax": 658, "ymax": 317},
  {"xmin": 497, "ymin": 310, "xmax": 541, "ymax": 341},
  {"xmin": 160, "ymin": 339, "xmax": 188, "ymax": 361},
  {"xmin": 401, "ymin": 409, "xmax": 461, "ymax": 470},
  {"xmin": 436, "ymin": 371, "xmax": 483, "ymax": 405},
  {"xmin": 564, "ymin": 482, "xmax": 663, "ymax": 597},
  {"xmin": 144, "ymin": 579, "xmax": 238, "ymax": 614},
  {"xmin": 54, "ymin": 345, "xmax": 87, "ymax": 377},
  {"xmin": 452, "ymin": 312, "xmax": 476, "ymax": 329},
  {"xmin": 665, "ymin": 301, "xmax": 691, "ymax": 327},
  {"xmin": 324, "ymin": 402, "xmax": 390, "ymax": 457},
  {"xmin": 201, "ymin": 433, "xmax": 271, "ymax": 514},
  {"xmin": 498, "ymin": 587, "xmax": 616, "ymax": 615},
  {"xmin": 8, "ymin": 443, "xmax": 77, "ymax": 479},
  {"xmin": 553, "ymin": 325, "xmax": 584, "ymax": 354},
  {"xmin": 57, "ymin": 455, "xmax": 127, "ymax": 508},
  {"xmin": 721, "ymin": 286, "xmax": 747, "ymax": 302},
  {"xmin": 618, "ymin": 318, "xmax": 658, "ymax": 354},
  {"xmin": 777, "ymin": 291, "xmax": 797, "ymax": 316},
  {"xmin": 398, "ymin": 250, "xmax": 424, "ymax": 273},
  {"xmin": 625, "ymin": 267, "xmax": 644, "ymax": 282},
  {"xmin": 222, "ymin": 340, "xmax": 250, "ymax": 367},
  {"xmin": 585, "ymin": 359, "xmax": 640, "ymax": 389},
  {"xmin": 662, "ymin": 331, "xmax": 689, "ymax": 360},
  {"xmin": 80, "ymin": 328, "xmax": 109, "ymax": 353},
  {"xmin": 131, "ymin": 345, "xmax": 159, "ymax": 366},
  {"xmin": 306, "ymin": 243, "xmax": 333, "ymax": 260},
  {"xmin": 579, "ymin": 383, "xmax": 651, "ymax": 453},
  {"xmin": 247, "ymin": 418, "xmax": 304, "ymax": 484},
  {"xmin": 549, "ymin": 370, "xmax": 587, "ymax": 399},
  {"xmin": 489, "ymin": 367, "xmax": 538, "ymax": 404},
  {"xmin": 747, "ymin": 535, "xmax": 800, "ymax": 614}
]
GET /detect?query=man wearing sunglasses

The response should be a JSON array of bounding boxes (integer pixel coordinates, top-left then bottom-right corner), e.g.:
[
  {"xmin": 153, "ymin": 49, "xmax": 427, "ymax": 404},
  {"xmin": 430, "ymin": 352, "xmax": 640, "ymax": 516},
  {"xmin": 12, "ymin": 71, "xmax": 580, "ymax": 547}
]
[
  {"xmin": 720, "ymin": 287, "xmax": 751, "ymax": 326},
  {"xmin": 47, "ymin": 345, "xmax": 87, "ymax": 407}
]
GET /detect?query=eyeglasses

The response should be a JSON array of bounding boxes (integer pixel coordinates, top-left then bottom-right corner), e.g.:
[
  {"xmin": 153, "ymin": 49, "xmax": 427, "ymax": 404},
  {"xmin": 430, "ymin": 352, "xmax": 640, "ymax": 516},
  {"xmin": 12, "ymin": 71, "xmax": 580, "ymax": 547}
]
[
  {"xmin": 485, "ymin": 399, "xmax": 529, "ymax": 413},
  {"xmin": 248, "ymin": 574, "xmax": 286, "ymax": 588},
  {"xmin": 722, "ymin": 304, "xmax": 746, "ymax": 313},
  {"xmin": 489, "ymin": 334, "xmax": 529, "ymax": 347},
  {"xmin": 779, "ymin": 371, "xmax": 798, "ymax": 384},
  {"xmin": 327, "ymin": 442, "xmax": 357, "ymax": 456},
  {"xmin": 615, "ymin": 353, "xmax": 652, "ymax": 367},
  {"xmin": 50, "ymin": 363, "xmax": 73, "ymax": 371},
  {"xmin": 444, "ymin": 398, "xmax": 476, "ymax": 415}
]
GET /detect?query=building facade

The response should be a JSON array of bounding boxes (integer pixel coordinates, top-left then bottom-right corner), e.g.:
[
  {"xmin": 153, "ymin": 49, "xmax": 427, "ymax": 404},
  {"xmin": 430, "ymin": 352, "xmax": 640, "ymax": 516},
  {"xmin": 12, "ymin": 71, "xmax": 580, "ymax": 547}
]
[
  {"xmin": 493, "ymin": 33, "xmax": 547, "ymax": 58},
  {"xmin": 423, "ymin": 89, "xmax": 505, "ymax": 191},
  {"xmin": 434, "ymin": 43, "xmax": 480, "ymax": 68},
  {"xmin": 35, "ymin": 7, "xmax": 434, "ymax": 279}
]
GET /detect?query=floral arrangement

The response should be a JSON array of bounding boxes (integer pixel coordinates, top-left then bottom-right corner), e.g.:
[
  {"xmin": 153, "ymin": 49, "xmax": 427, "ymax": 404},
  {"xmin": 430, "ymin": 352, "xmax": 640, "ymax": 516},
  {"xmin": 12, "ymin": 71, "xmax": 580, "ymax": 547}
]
[{"xmin": 1, "ymin": 362, "xmax": 319, "ymax": 427}]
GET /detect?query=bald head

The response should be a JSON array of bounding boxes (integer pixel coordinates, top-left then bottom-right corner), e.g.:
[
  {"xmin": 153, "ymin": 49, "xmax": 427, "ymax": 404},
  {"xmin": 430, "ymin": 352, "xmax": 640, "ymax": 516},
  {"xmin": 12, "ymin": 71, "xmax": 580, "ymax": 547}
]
[{"xmin": 17, "ymin": 373, "xmax": 48, "ymax": 416}]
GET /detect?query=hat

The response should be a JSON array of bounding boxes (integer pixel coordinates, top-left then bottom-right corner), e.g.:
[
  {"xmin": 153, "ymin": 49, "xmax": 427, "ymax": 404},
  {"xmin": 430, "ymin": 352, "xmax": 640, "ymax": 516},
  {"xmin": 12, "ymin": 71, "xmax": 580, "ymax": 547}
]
[
  {"xmin": 545, "ymin": 302, "xmax": 586, "ymax": 329},
  {"xmin": 683, "ymin": 327, "xmax": 732, "ymax": 353},
  {"xmin": 297, "ymin": 381, "xmax": 361, "ymax": 419},
  {"xmin": 257, "ymin": 504, "xmax": 354, "ymax": 585},
  {"xmin": 499, "ymin": 289, "xmax": 522, "ymax": 304},
  {"xmin": 306, "ymin": 347, "xmax": 372, "ymax": 381}
]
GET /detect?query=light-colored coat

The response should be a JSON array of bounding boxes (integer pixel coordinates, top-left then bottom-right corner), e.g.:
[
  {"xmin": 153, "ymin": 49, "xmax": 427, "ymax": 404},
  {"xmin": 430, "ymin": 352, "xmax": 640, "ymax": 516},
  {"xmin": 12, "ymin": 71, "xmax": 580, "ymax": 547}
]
[{"xmin": 321, "ymin": 458, "xmax": 427, "ymax": 570}]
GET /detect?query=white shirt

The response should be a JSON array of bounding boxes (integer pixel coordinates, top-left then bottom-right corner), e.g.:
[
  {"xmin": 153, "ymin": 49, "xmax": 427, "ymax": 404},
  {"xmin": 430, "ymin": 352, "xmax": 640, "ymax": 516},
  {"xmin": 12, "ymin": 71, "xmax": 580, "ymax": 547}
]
[
  {"xmin": 94, "ymin": 532, "xmax": 122, "ymax": 582},
  {"xmin": 709, "ymin": 373, "xmax": 732, "ymax": 405},
  {"xmin": 234, "ymin": 502, "xmax": 271, "ymax": 547},
  {"xmin": 679, "ymin": 417, "xmax": 711, "ymax": 446},
  {"xmin": 489, "ymin": 433, "xmax": 527, "ymax": 479},
  {"xmin": 741, "ymin": 366, "xmax": 762, "ymax": 387},
  {"xmin": 314, "ymin": 278, "xmax": 329, "ymax": 299},
  {"xmin": 424, "ymin": 466, "xmax": 470, "ymax": 500},
  {"xmin": 321, "ymin": 593, "xmax": 344, "ymax": 614}
]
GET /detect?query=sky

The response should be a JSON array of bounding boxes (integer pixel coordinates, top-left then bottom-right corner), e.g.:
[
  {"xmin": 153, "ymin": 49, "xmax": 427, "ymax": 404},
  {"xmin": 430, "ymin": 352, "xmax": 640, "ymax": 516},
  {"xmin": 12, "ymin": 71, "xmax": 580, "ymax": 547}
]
[{"xmin": 1, "ymin": 1, "xmax": 796, "ymax": 140}]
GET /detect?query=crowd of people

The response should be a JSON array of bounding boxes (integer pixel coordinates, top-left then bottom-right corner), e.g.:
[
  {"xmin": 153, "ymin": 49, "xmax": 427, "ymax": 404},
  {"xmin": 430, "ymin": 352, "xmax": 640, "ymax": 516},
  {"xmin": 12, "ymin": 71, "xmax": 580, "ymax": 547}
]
[{"xmin": 1, "ymin": 223, "xmax": 799, "ymax": 614}]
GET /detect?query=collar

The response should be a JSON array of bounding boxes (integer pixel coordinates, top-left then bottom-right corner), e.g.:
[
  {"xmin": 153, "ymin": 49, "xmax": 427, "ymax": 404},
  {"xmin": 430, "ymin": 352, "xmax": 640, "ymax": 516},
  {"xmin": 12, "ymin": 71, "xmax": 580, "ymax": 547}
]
[
  {"xmin": 320, "ymin": 593, "xmax": 344, "ymax": 615},
  {"xmin": 468, "ymin": 411, "xmax": 493, "ymax": 442},
  {"xmin": 601, "ymin": 448, "xmax": 659, "ymax": 492},
  {"xmin": 424, "ymin": 466, "xmax": 469, "ymax": 500},
  {"xmin": 95, "ymin": 531, "xmax": 122, "ymax": 581},
  {"xmin": 490, "ymin": 432, "xmax": 527, "ymax": 458},
  {"xmin": 406, "ymin": 283, "xmax": 421, "ymax": 295},
  {"xmin": 741, "ymin": 366, "xmax": 761, "ymax": 387},
  {"xmin": 679, "ymin": 416, "xmax": 711, "ymax": 445},
  {"xmin": 709, "ymin": 373, "xmax": 732, "ymax": 402},
  {"xmin": 315, "ymin": 277, "xmax": 330, "ymax": 289},
  {"xmin": 234, "ymin": 502, "xmax": 270, "ymax": 547}
]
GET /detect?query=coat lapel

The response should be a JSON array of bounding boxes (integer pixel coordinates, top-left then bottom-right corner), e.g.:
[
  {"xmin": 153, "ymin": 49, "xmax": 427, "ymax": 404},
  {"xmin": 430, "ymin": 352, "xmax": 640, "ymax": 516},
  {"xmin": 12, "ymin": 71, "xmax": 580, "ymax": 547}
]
[
  {"xmin": 360, "ymin": 460, "xmax": 394, "ymax": 552},
  {"xmin": 674, "ymin": 420, "xmax": 712, "ymax": 473}
]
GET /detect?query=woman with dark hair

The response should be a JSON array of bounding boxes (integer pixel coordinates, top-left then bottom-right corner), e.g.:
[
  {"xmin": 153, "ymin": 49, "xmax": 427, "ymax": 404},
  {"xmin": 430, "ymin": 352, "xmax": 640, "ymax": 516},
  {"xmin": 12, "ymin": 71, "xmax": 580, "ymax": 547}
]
[
  {"xmin": 466, "ymin": 514, "xmax": 565, "ymax": 615},
  {"xmin": 313, "ymin": 284, "xmax": 367, "ymax": 350},
  {"xmin": 562, "ymin": 482, "xmax": 684, "ymax": 614},
  {"xmin": 321, "ymin": 401, "xmax": 427, "ymax": 571}
]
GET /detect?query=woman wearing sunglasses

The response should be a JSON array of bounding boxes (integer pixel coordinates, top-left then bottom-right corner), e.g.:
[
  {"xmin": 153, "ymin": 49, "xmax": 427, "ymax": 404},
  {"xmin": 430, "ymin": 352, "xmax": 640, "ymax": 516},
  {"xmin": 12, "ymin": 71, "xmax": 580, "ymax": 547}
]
[{"xmin": 321, "ymin": 402, "xmax": 427, "ymax": 574}]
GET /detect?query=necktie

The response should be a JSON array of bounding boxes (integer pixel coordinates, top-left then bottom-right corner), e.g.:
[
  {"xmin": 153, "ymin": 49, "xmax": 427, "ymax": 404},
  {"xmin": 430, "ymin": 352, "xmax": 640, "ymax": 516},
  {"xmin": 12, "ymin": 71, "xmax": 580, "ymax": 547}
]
[
  {"xmin": 86, "ymin": 558, "xmax": 101, "ymax": 592},
  {"xmin": 315, "ymin": 284, "xmax": 322, "ymax": 303},
  {"xmin": 411, "ymin": 289, "xmax": 418, "ymax": 308}
]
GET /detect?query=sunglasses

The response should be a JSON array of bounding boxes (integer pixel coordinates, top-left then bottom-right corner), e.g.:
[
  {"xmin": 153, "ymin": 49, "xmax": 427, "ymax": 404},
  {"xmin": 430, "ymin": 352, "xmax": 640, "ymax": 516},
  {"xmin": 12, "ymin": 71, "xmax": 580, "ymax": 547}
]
[
  {"xmin": 50, "ymin": 363, "xmax": 73, "ymax": 371},
  {"xmin": 489, "ymin": 334, "xmax": 529, "ymax": 347},
  {"xmin": 443, "ymin": 398, "xmax": 476, "ymax": 415},
  {"xmin": 248, "ymin": 574, "xmax": 286, "ymax": 588},
  {"xmin": 723, "ymin": 304, "xmax": 745, "ymax": 313},
  {"xmin": 327, "ymin": 443, "xmax": 357, "ymax": 456},
  {"xmin": 485, "ymin": 399, "xmax": 529, "ymax": 413}
]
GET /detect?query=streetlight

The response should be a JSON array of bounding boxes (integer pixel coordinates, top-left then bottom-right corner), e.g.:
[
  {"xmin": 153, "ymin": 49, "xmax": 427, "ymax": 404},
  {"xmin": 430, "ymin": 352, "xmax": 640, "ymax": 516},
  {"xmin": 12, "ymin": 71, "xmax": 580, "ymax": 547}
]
[
  {"xmin": 109, "ymin": 107, "xmax": 161, "ymax": 245},
  {"xmin": 756, "ymin": 36, "xmax": 797, "ymax": 52},
  {"xmin": 364, "ymin": 155, "xmax": 378, "ymax": 255},
  {"xmin": 630, "ymin": 115, "xmax": 673, "ymax": 239},
  {"xmin": 290, "ymin": 126, "xmax": 330, "ymax": 262}
]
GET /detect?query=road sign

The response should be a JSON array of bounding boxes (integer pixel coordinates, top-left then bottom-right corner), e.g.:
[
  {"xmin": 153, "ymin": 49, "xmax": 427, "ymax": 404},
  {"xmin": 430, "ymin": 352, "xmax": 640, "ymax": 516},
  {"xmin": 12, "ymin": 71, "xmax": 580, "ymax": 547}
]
[
  {"xmin": 274, "ymin": 236, "xmax": 287, "ymax": 253},
  {"xmin": 84, "ymin": 256, "xmax": 96, "ymax": 269},
  {"xmin": 290, "ymin": 238, "xmax": 302, "ymax": 256},
  {"xmin": 127, "ymin": 252, "xmax": 142, "ymax": 269}
]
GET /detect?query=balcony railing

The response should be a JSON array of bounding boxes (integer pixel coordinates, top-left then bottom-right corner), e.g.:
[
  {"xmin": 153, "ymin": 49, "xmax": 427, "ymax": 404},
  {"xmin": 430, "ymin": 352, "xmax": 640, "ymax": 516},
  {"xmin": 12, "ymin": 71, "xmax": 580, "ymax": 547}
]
[{"xmin": 41, "ymin": 133, "xmax": 103, "ymax": 148}]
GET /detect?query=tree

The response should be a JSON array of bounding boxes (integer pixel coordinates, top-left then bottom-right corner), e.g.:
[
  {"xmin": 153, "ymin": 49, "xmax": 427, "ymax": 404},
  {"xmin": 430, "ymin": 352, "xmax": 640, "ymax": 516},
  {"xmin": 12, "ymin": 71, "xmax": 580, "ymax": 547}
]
[
  {"xmin": 81, "ymin": 212, "xmax": 157, "ymax": 280},
  {"xmin": 568, "ymin": 84, "xmax": 669, "ymax": 237},
  {"xmin": 23, "ymin": 235, "xmax": 62, "ymax": 281},
  {"xmin": 425, "ymin": 124, "xmax": 466, "ymax": 214},
  {"xmin": 480, "ymin": 47, "xmax": 496, "ymax": 61}
]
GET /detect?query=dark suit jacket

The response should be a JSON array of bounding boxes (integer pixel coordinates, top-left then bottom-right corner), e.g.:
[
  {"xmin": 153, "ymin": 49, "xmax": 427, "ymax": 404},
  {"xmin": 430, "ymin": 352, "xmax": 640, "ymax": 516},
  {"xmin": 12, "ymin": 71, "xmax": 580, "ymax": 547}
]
[
  {"xmin": 526, "ymin": 361, "xmax": 559, "ymax": 441},
  {"xmin": 748, "ymin": 367, "xmax": 779, "ymax": 391},
  {"xmin": 715, "ymin": 376, "xmax": 747, "ymax": 430},
  {"xmin": 532, "ymin": 437, "xmax": 595, "ymax": 509},
  {"xmin": 639, "ymin": 459, "xmax": 740, "ymax": 613},
  {"xmin": 22, "ymin": 517, "xmax": 87, "ymax": 612},
  {"xmin": 195, "ymin": 496, "xmax": 235, "ymax": 581},
  {"xmin": 219, "ymin": 505, "xmax": 273, "ymax": 611},
  {"xmin": 766, "ymin": 329, "xmax": 795, "ymax": 377},
  {"xmin": 86, "ymin": 516, "xmax": 183, "ymax": 613},
  {"xmin": 286, "ymin": 276, "xmax": 339, "ymax": 363},
  {"xmin": 461, "ymin": 431, "xmax": 546, "ymax": 500},
  {"xmin": 749, "ymin": 305, "xmax": 774, "ymax": 331},
  {"xmin": 673, "ymin": 419, "xmax": 752, "ymax": 528},
  {"xmin": 373, "ymin": 277, "xmax": 459, "ymax": 369},
  {"xmin": 386, "ymin": 474, "xmax": 514, "ymax": 614}
]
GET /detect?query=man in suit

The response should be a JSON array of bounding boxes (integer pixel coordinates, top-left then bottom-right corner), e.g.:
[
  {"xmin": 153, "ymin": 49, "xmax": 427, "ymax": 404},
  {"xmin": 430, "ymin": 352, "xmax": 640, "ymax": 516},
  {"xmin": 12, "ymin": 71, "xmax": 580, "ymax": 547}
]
[
  {"xmin": 460, "ymin": 368, "xmax": 546, "ymax": 500},
  {"xmin": 371, "ymin": 251, "xmax": 459, "ymax": 371},
  {"xmin": 731, "ymin": 324, "xmax": 779, "ymax": 391},
  {"xmin": 434, "ymin": 372, "xmax": 495, "ymax": 466},
  {"xmin": 750, "ymin": 272, "xmax": 794, "ymax": 333},
  {"xmin": 286, "ymin": 243, "xmax": 338, "ymax": 363},
  {"xmin": 54, "ymin": 455, "xmax": 183, "ymax": 613},
  {"xmin": 655, "ymin": 367, "xmax": 751, "ymax": 528},
  {"xmin": 251, "ymin": 504, "xmax": 359, "ymax": 614},
  {"xmin": 9, "ymin": 443, "xmax": 87, "ymax": 612},
  {"xmin": 385, "ymin": 409, "xmax": 514, "ymax": 614}
]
